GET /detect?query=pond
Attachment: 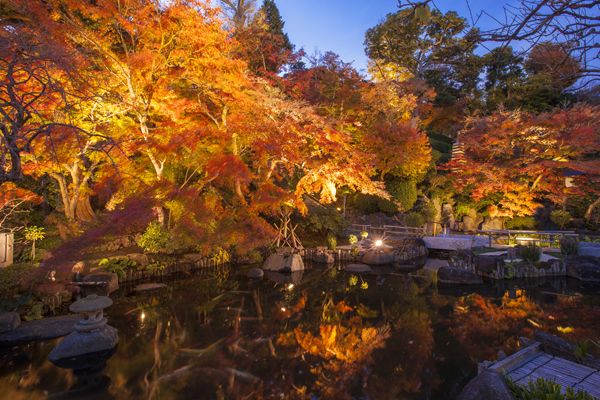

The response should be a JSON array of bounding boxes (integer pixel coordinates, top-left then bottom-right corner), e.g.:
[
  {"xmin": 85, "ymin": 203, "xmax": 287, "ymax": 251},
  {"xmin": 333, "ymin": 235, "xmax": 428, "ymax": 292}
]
[{"xmin": 1, "ymin": 262, "xmax": 600, "ymax": 399}]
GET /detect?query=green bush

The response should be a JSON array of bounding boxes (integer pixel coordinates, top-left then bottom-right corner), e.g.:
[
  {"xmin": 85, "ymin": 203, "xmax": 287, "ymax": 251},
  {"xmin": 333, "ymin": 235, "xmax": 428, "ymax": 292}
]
[
  {"xmin": 550, "ymin": 209, "xmax": 572, "ymax": 229},
  {"xmin": 326, "ymin": 232, "xmax": 337, "ymax": 250},
  {"xmin": 0, "ymin": 264, "xmax": 37, "ymax": 299},
  {"xmin": 420, "ymin": 201, "xmax": 438, "ymax": 222},
  {"xmin": 376, "ymin": 197, "xmax": 398, "ymax": 215},
  {"xmin": 405, "ymin": 212, "xmax": 425, "ymax": 227},
  {"xmin": 99, "ymin": 257, "xmax": 139, "ymax": 279},
  {"xmin": 353, "ymin": 193, "xmax": 379, "ymax": 214},
  {"xmin": 506, "ymin": 216, "xmax": 537, "ymax": 230},
  {"xmin": 387, "ymin": 179, "xmax": 417, "ymax": 211},
  {"xmin": 560, "ymin": 236, "xmax": 579, "ymax": 256},
  {"xmin": 509, "ymin": 377, "xmax": 594, "ymax": 400},
  {"xmin": 137, "ymin": 221, "xmax": 170, "ymax": 253},
  {"xmin": 348, "ymin": 234, "xmax": 358, "ymax": 246},
  {"xmin": 520, "ymin": 243, "xmax": 541, "ymax": 264},
  {"xmin": 299, "ymin": 206, "xmax": 347, "ymax": 236}
]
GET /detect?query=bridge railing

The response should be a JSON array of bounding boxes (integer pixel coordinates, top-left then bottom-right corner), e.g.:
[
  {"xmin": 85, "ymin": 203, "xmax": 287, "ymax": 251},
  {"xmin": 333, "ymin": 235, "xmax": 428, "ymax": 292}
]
[
  {"xmin": 475, "ymin": 229, "xmax": 578, "ymax": 248},
  {"xmin": 348, "ymin": 224, "xmax": 426, "ymax": 238}
]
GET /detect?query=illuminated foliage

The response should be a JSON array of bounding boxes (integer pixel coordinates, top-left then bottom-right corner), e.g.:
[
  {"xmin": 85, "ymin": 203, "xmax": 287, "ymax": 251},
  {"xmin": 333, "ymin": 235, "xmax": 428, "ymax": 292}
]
[{"xmin": 445, "ymin": 105, "xmax": 600, "ymax": 219}]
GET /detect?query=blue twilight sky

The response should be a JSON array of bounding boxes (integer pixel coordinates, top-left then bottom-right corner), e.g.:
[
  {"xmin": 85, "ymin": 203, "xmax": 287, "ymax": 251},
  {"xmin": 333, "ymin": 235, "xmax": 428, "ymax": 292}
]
[{"xmin": 276, "ymin": 0, "xmax": 517, "ymax": 74}]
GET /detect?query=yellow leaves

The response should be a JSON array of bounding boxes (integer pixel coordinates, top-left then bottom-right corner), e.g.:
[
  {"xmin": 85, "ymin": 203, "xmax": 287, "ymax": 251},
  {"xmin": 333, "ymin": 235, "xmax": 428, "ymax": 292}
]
[{"xmin": 368, "ymin": 60, "xmax": 414, "ymax": 83}]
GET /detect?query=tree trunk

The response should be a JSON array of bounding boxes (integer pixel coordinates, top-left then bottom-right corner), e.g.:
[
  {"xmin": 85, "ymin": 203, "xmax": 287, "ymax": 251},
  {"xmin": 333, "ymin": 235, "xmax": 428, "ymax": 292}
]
[
  {"xmin": 585, "ymin": 197, "xmax": 600, "ymax": 222},
  {"xmin": 232, "ymin": 132, "xmax": 245, "ymax": 202},
  {"xmin": 75, "ymin": 195, "xmax": 95, "ymax": 222}
]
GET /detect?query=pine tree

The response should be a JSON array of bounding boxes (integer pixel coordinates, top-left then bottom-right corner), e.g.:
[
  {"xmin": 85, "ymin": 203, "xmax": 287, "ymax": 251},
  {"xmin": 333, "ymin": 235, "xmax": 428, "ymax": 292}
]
[{"xmin": 260, "ymin": 0, "xmax": 292, "ymax": 51}]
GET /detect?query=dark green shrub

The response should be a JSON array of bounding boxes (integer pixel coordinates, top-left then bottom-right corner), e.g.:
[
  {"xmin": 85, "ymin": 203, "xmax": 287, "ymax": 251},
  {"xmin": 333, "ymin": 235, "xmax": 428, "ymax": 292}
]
[
  {"xmin": 550, "ymin": 209, "xmax": 572, "ymax": 229},
  {"xmin": 352, "ymin": 193, "xmax": 379, "ymax": 214},
  {"xmin": 405, "ymin": 212, "xmax": 425, "ymax": 227},
  {"xmin": 560, "ymin": 236, "xmax": 579, "ymax": 256},
  {"xmin": 299, "ymin": 206, "xmax": 347, "ymax": 236},
  {"xmin": 506, "ymin": 216, "xmax": 537, "ymax": 230},
  {"xmin": 387, "ymin": 179, "xmax": 417, "ymax": 211},
  {"xmin": 376, "ymin": 197, "xmax": 398, "ymax": 215},
  {"xmin": 520, "ymin": 243, "xmax": 541, "ymax": 264}
]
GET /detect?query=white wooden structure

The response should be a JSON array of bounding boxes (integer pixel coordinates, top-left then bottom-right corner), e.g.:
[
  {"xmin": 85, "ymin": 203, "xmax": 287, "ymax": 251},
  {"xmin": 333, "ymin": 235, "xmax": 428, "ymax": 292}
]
[{"xmin": 0, "ymin": 232, "xmax": 14, "ymax": 267}]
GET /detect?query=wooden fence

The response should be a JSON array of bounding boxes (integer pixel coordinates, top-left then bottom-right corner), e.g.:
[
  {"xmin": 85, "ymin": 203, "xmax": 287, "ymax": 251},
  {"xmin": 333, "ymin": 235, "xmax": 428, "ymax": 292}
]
[
  {"xmin": 348, "ymin": 224, "xmax": 426, "ymax": 239},
  {"xmin": 119, "ymin": 257, "xmax": 229, "ymax": 284}
]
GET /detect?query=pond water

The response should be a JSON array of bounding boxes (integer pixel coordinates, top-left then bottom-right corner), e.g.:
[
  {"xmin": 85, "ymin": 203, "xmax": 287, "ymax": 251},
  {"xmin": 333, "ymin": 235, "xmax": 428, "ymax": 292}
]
[{"xmin": 1, "ymin": 261, "xmax": 600, "ymax": 399}]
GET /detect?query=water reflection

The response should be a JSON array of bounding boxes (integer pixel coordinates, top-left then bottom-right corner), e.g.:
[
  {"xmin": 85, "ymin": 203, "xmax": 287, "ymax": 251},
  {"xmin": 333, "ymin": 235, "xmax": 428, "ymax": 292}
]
[{"xmin": 0, "ymin": 264, "xmax": 599, "ymax": 399}]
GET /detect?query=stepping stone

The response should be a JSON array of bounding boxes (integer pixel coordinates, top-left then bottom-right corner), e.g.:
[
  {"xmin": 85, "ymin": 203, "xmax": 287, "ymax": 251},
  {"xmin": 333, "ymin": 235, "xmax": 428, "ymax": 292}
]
[
  {"xmin": 0, "ymin": 314, "xmax": 80, "ymax": 347},
  {"xmin": 134, "ymin": 283, "xmax": 167, "ymax": 292}
]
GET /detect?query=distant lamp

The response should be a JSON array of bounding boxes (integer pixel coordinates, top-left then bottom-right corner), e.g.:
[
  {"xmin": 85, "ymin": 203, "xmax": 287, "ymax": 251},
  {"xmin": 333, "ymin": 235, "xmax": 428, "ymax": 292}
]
[{"xmin": 375, "ymin": 239, "xmax": 383, "ymax": 248}]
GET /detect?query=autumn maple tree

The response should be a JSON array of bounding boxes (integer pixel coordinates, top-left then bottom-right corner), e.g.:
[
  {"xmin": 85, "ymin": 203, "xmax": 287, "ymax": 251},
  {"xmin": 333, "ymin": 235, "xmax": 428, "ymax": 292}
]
[{"xmin": 446, "ymin": 105, "xmax": 600, "ymax": 221}]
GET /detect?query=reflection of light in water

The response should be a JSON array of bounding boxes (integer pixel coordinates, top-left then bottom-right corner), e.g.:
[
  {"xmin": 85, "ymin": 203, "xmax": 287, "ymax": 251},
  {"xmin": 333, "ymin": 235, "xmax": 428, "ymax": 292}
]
[{"xmin": 557, "ymin": 326, "xmax": 574, "ymax": 333}]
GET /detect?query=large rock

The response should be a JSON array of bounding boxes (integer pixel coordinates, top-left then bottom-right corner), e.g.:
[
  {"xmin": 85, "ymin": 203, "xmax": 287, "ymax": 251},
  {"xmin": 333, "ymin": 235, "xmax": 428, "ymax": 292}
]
[
  {"xmin": 126, "ymin": 253, "xmax": 149, "ymax": 266},
  {"xmin": 247, "ymin": 268, "xmax": 264, "ymax": 279},
  {"xmin": 263, "ymin": 249, "xmax": 304, "ymax": 272},
  {"xmin": 0, "ymin": 314, "xmax": 80, "ymax": 346},
  {"xmin": 182, "ymin": 253, "xmax": 206, "ymax": 263},
  {"xmin": 566, "ymin": 256, "xmax": 600, "ymax": 283},
  {"xmin": 83, "ymin": 273, "xmax": 119, "ymax": 295},
  {"xmin": 438, "ymin": 267, "xmax": 483, "ymax": 285},
  {"xmin": 312, "ymin": 249, "xmax": 335, "ymax": 264},
  {"xmin": 475, "ymin": 254, "xmax": 504, "ymax": 274},
  {"xmin": 482, "ymin": 217, "xmax": 504, "ymax": 231},
  {"xmin": 458, "ymin": 370, "xmax": 514, "ymax": 400},
  {"xmin": 361, "ymin": 251, "xmax": 395, "ymax": 265},
  {"xmin": 462, "ymin": 208, "xmax": 482, "ymax": 232},
  {"xmin": 0, "ymin": 312, "xmax": 20, "ymax": 333},
  {"xmin": 344, "ymin": 264, "xmax": 372, "ymax": 273}
]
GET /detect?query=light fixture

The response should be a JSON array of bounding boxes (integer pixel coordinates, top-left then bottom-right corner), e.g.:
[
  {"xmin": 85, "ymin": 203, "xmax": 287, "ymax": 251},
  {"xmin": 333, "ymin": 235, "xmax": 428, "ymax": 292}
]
[{"xmin": 375, "ymin": 239, "xmax": 383, "ymax": 247}]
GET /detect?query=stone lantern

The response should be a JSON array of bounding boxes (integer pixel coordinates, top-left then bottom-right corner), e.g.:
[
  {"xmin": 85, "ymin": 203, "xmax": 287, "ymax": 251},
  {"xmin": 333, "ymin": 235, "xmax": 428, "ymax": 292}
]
[{"xmin": 49, "ymin": 294, "xmax": 118, "ymax": 394}]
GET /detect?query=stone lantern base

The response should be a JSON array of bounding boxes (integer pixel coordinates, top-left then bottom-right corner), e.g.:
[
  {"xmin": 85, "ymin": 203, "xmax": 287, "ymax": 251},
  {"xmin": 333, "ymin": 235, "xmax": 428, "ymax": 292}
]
[{"xmin": 49, "ymin": 324, "xmax": 118, "ymax": 364}]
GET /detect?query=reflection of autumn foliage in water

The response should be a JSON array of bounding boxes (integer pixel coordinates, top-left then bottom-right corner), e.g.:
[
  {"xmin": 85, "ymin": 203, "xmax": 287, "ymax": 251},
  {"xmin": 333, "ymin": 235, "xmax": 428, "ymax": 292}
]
[
  {"xmin": 538, "ymin": 297, "xmax": 600, "ymax": 358},
  {"xmin": 449, "ymin": 291, "xmax": 542, "ymax": 360},
  {"xmin": 278, "ymin": 299, "xmax": 391, "ymax": 399},
  {"xmin": 366, "ymin": 310, "xmax": 436, "ymax": 400},
  {"xmin": 450, "ymin": 290, "xmax": 600, "ymax": 361}
]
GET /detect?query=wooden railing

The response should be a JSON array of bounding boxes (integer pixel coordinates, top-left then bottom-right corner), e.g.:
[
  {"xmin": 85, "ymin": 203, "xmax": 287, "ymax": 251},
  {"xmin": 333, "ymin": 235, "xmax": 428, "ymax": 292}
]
[
  {"xmin": 348, "ymin": 224, "xmax": 426, "ymax": 238},
  {"xmin": 475, "ymin": 229, "xmax": 578, "ymax": 248}
]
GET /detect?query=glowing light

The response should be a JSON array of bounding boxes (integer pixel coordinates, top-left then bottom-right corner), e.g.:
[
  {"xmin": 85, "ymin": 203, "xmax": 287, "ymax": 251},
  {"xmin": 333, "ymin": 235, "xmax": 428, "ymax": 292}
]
[
  {"xmin": 557, "ymin": 326, "xmax": 574, "ymax": 334},
  {"xmin": 336, "ymin": 207, "xmax": 342, "ymax": 212},
  {"xmin": 287, "ymin": 283, "xmax": 295, "ymax": 291},
  {"xmin": 280, "ymin": 307, "xmax": 286, "ymax": 312},
  {"xmin": 375, "ymin": 239, "xmax": 383, "ymax": 247},
  {"xmin": 140, "ymin": 311, "xmax": 146, "ymax": 322}
]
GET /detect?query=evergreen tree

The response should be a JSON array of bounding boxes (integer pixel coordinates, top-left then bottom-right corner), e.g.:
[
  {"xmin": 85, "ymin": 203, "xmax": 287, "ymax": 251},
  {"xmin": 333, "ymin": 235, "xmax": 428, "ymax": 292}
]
[{"xmin": 260, "ymin": 0, "xmax": 292, "ymax": 52}]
